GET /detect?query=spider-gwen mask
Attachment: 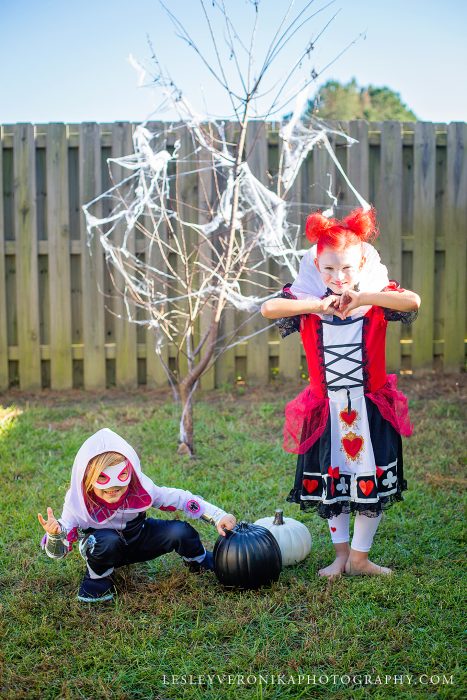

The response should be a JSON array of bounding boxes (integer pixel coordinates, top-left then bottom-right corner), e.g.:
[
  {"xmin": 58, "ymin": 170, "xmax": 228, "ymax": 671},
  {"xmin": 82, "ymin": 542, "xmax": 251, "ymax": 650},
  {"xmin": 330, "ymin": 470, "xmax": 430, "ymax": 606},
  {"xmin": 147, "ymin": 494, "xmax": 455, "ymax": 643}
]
[{"xmin": 93, "ymin": 460, "xmax": 132, "ymax": 490}]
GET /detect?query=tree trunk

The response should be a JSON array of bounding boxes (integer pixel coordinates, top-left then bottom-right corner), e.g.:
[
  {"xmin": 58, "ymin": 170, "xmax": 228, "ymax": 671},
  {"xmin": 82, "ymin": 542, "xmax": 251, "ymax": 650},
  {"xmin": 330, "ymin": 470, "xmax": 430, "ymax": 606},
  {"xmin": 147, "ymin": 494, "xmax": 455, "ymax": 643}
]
[
  {"xmin": 176, "ymin": 319, "xmax": 219, "ymax": 457},
  {"xmin": 178, "ymin": 381, "xmax": 195, "ymax": 457}
]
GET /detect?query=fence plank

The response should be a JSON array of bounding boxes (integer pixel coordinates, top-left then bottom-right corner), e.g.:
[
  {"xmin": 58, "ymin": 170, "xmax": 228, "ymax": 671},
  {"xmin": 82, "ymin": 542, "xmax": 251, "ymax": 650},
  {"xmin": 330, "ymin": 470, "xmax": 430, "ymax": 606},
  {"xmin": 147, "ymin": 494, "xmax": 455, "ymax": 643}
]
[
  {"xmin": 79, "ymin": 123, "xmax": 106, "ymax": 389},
  {"xmin": 197, "ymin": 136, "xmax": 216, "ymax": 391},
  {"xmin": 412, "ymin": 122, "xmax": 436, "ymax": 371},
  {"xmin": 313, "ymin": 132, "xmax": 337, "ymax": 211},
  {"xmin": 443, "ymin": 122, "xmax": 467, "ymax": 371},
  {"xmin": 14, "ymin": 124, "xmax": 41, "ymax": 389},
  {"xmin": 46, "ymin": 123, "xmax": 73, "ymax": 389},
  {"xmin": 348, "ymin": 120, "xmax": 369, "ymax": 202},
  {"xmin": 215, "ymin": 121, "xmax": 236, "ymax": 387},
  {"xmin": 111, "ymin": 122, "xmax": 138, "ymax": 388},
  {"xmin": 173, "ymin": 125, "xmax": 198, "ymax": 383},
  {"xmin": 376, "ymin": 122, "xmax": 403, "ymax": 372},
  {"xmin": 332, "ymin": 121, "xmax": 349, "ymax": 215},
  {"xmin": 144, "ymin": 122, "xmax": 169, "ymax": 388},
  {"xmin": 0, "ymin": 129, "xmax": 8, "ymax": 389},
  {"xmin": 245, "ymin": 120, "xmax": 269, "ymax": 384},
  {"xmin": 278, "ymin": 132, "xmax": 301, "ymax": 381}
]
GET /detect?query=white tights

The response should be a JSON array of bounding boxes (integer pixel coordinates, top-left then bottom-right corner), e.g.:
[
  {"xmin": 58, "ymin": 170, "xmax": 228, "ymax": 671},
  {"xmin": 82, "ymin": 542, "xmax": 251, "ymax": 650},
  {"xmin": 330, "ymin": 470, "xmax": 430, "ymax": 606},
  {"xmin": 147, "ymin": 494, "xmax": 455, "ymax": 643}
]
[{"xmin": 328, "ymin": 511, "xmax": 383, "ymax": 552}]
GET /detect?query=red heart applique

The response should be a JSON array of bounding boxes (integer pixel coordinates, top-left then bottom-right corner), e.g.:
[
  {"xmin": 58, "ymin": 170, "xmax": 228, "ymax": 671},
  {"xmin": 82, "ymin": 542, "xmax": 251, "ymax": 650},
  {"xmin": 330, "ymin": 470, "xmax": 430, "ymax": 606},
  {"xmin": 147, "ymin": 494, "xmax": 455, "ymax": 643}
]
[
  {"xmin": 376, "ymin": 466, "xmax": 384, "ymax": 478},
  {"xmin": 327, "ymin": 466, "xmax": 340, "ymax": 479},
  {"xmin": 339, "ymin": 409, "xmax": 357, "ymax": 426},
  {"xmin": 303, "ymin": 479, "xmax": 319, "ymax": 493},
  {"xmin": 359, "ymin": 480, "xmax": 374, "ymax": 496},
  {"xmin": 330, "ymin": 526, "xmax": 337, "ymax": 532},
  {"xmin": 342, "ymin": 433, "xmax": 364, "ymax": 460}
]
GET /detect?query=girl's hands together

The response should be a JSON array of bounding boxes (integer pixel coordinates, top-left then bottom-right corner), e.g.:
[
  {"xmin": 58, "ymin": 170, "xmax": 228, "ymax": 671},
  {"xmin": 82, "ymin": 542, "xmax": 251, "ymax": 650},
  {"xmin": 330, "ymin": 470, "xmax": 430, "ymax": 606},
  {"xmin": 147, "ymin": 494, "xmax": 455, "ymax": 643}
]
[
  {"xmin": 338, "ymin": 290, "xmax": 362, "ymax": 319},
  {"xmin": 321, "ymin": 295, "xmax": 345, "ymax": 319},
  {"xmin": 37, "ymin": 507, "xmax": 62, "ymax": 535},
  {"xmin": 319, "ymin": 290, "xmax": 369, "ymax": 320},
  {"xmin": 216, "ymin": 514, "xmax": 237, "ymax": 537}
]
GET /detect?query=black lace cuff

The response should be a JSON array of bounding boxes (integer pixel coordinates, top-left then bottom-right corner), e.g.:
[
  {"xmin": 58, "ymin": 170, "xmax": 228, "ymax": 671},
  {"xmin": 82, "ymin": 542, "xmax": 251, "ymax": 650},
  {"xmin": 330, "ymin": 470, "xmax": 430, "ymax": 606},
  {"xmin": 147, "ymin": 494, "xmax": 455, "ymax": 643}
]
[
  {"xmin": 381, "ymin": 280, "xmax": 418, "ymax": 324},
  {"xmin": 274, "ymin": 283, "xmax": 301, "ymax": 338},
  {"xmin": 383, "ymin": 308, "xmax": 419, "ymax": 324}
]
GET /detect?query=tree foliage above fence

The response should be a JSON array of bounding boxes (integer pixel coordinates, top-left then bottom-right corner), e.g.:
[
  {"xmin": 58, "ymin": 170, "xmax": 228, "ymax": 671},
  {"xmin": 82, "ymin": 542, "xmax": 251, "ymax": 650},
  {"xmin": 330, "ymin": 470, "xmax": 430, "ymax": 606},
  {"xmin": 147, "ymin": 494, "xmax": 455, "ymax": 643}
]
[
  {"xmin": 308, "ymin": 79, "xmax": 417, "ymax": 121},
  {"xmin": 0, "ymin": 120, "xmax": 465, "ymax": 392}
]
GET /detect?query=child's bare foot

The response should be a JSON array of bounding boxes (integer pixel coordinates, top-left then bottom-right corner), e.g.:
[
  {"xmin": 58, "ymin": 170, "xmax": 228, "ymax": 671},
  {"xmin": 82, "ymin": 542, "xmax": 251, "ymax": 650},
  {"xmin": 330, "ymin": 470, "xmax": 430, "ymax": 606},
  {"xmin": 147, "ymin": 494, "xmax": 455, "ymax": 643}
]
[
  {"xmin": 318, "ymin": 554, "xmax": 349, "ymax": 578},
  {"xmin": 344, "ymin": 552, "xmax": 393, "ymax": 576},
  {"xmin": 318, "ymin": 543, "xmax": 350, "ymax": 578}
]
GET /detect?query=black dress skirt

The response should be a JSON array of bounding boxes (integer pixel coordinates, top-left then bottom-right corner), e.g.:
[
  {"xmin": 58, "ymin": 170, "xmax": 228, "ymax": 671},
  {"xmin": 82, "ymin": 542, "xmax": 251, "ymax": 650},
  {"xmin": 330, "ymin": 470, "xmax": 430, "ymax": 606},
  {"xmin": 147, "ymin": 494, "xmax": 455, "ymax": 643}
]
[{"xmin": 286, "ymin": 397, "xmax": 408, "ymax": 520}]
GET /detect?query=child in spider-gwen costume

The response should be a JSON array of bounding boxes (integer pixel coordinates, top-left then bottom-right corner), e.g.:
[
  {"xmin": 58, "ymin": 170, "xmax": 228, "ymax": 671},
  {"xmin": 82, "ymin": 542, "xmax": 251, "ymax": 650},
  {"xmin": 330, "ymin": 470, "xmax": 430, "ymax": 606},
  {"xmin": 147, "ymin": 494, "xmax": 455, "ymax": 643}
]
[
  {"xmin": 261, "ymin": 207, "xmax": 420, "ymax": 579},
  {"xmin": 38, "ymin": 428, "xmax": 236, "ymax": 602}
]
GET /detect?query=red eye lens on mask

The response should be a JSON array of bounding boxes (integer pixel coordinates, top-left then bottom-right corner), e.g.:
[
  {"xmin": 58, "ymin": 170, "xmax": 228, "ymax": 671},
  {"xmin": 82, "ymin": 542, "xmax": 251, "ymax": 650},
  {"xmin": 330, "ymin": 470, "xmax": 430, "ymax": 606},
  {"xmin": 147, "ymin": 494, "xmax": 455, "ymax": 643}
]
[{"xmin": 118, "ymin": 466, "xmax": 129, "ymax": 481}]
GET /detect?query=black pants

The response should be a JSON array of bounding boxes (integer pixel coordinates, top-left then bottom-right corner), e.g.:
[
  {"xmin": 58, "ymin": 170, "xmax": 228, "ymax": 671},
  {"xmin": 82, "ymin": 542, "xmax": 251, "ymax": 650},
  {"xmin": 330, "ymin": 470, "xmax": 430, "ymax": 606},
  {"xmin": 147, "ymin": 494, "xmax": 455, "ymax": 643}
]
[{"xmin": 83, "ymin": 513, "xmax": 205, "ymax": 576}]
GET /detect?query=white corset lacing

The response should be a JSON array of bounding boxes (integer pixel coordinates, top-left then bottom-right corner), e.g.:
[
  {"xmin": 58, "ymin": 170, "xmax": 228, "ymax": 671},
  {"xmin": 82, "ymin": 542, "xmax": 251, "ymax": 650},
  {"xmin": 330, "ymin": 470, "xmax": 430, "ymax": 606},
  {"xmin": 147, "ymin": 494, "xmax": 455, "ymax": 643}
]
[{"xmin": 320, "ymin": 317, "xmax": 381, "ymax": 503}]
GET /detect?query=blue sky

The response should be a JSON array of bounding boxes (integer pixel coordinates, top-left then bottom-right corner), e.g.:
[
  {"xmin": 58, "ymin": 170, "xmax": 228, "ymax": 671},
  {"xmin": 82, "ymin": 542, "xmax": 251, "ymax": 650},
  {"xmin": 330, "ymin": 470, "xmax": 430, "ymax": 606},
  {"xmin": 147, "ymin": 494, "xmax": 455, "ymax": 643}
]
[{"xmin": 1, "ymin": 0, "xmax": 466, "ymax": 124}]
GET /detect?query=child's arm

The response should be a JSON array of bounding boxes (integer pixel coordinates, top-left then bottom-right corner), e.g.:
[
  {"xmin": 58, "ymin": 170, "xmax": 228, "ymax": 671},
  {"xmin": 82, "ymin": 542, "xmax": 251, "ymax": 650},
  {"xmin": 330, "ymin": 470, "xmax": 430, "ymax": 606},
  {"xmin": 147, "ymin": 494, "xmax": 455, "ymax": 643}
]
[
  {"xmin": 358, "ymin": 290, "xmax": 420, "ymax": 312},
  {"xmin": 38, "ymin": 507, "xmax": 71, "ymax": 559},
  {"xmin": 152, "ymin": 486, "xmax": 236, "ymax": 537},
  {"xmin": 261, "ymin": 294, "xmax": 341, "ymax": 319},
  {"xmin": 338, "ymin": 285, "xmax": 420, "ymax": 320}
]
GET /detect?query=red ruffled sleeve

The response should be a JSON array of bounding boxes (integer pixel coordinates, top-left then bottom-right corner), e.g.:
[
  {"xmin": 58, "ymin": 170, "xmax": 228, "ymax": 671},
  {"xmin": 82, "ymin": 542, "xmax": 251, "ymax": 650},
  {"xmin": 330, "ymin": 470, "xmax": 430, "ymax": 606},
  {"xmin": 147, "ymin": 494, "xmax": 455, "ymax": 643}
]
[{"xmin": 381, "ymin": 280, "xmax": 418, "ymax": 324}]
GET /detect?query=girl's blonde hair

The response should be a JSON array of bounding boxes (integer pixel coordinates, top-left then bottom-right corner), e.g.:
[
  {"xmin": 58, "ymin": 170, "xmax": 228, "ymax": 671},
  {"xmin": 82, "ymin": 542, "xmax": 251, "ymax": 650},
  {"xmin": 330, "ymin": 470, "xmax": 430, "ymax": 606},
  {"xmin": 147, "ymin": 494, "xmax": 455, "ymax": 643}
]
[{"xmin": 83, "ymin": 451, "xmax": 127, "ymax": 494}]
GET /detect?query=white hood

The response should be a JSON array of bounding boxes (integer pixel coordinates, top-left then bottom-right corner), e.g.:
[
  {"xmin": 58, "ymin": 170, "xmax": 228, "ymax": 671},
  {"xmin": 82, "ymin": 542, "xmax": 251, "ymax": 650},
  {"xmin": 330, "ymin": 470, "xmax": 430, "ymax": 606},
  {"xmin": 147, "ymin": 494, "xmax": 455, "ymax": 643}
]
[
  {"xmin": 290, "ymin": 243, "xmax": 389, "ymax": 318},
  {"xmin": 290, "ymin": 242, "xmax": 390, "ymax": 317},
  {"xmin": 59, "ymin": 428, "xmax": 154, "ymax": 530}
]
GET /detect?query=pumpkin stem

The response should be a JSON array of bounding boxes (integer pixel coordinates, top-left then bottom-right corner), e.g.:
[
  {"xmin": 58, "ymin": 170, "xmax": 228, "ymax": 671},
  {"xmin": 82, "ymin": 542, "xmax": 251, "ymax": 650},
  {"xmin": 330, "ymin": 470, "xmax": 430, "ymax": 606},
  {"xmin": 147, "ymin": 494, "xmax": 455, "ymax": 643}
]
[{"xmin": 273, "ymin": 509, "xmax": 284, "ymax": 526}]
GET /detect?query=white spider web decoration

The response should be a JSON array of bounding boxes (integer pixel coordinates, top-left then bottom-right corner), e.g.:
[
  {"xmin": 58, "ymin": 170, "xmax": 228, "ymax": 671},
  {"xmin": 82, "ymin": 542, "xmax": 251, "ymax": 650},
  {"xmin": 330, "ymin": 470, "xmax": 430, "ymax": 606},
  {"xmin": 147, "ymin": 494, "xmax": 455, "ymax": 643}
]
[{"xmin": 83, "ymin": 87, "xmax": 369, "ymax": 356}]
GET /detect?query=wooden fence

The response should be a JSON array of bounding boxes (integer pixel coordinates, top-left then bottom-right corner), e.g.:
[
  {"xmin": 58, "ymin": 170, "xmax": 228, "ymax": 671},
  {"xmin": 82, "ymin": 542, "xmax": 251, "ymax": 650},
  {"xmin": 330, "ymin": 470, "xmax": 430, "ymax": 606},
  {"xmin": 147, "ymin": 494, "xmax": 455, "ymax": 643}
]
[{"xmin": 0, "ymin": 120, "xmax": 465, "ymax": 391}]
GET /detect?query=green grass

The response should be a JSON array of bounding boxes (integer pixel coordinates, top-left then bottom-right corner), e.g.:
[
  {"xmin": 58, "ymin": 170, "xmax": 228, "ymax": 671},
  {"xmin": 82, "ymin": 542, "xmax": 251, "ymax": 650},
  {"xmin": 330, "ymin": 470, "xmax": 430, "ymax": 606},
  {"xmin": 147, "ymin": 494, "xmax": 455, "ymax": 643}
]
[{"xmin": 0, "ymin": 379, "xmax": 465, "ymax": 700}]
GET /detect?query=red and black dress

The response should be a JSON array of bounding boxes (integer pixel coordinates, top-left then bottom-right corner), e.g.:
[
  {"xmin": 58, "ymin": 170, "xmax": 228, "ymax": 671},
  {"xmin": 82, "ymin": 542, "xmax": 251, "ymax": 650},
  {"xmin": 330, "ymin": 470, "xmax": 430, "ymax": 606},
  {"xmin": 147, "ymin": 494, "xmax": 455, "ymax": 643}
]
[{"xmin": 277, "ymin": 283, "xmax": 417, "ymax": 520}]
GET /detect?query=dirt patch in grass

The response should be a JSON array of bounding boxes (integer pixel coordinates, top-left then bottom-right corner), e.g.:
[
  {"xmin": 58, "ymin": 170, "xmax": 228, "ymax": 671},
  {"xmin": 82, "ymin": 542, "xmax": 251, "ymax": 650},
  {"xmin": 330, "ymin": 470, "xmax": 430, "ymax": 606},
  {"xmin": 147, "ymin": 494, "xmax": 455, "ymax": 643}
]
[
  {"xmin": 425, "ymin": 473, "xmax": 466, "ymax": 487},
  {"xmin": 0, "ymin": 385, "xmax": 175, "ymax": 411},
  {"xmin": 2, "ymin": 372, "xmax": 464, "ymax": 408},
  {"xmin": 398, "ymin": 372, "xmax": 466, "ymax": 401}
]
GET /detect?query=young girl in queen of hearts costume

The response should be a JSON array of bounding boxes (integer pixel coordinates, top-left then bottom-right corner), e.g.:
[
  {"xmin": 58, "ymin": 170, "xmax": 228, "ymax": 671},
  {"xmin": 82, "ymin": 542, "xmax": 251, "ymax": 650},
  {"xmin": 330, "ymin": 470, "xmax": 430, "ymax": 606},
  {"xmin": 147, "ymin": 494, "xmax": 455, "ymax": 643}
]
[
  {"xmin": 38, "ymin": 428, "xmax": 236, "ymax": 602},
  {"xmin": 261, "ymin": 207, "xmax": 420, "ymax": 578}
]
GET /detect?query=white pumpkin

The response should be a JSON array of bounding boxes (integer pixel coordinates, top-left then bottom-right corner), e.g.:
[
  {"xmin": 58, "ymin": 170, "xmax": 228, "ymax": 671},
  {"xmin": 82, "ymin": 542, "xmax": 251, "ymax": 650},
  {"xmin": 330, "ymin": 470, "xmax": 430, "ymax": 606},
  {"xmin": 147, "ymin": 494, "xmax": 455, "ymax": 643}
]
[{"xmin": 254, "ymin": 509, "xmax": 312, "ymax": 566}]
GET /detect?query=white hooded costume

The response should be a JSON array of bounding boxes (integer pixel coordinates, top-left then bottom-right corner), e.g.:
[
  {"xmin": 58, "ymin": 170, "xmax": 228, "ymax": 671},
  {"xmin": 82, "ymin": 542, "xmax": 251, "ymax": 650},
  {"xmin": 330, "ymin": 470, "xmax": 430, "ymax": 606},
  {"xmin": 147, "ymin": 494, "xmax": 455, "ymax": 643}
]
[{"xmin": 57, "ymin": 428, "xmax": 227, "ymax": 537}]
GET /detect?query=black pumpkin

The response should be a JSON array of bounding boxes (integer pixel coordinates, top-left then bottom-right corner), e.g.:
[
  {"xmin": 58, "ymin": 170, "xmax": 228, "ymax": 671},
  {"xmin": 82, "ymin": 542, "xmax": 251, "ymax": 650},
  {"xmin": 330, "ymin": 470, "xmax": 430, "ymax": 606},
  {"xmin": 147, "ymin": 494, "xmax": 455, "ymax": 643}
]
[{"xmin": 213, "ymin": 521, "xmax": 282, "ymax": 589}]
